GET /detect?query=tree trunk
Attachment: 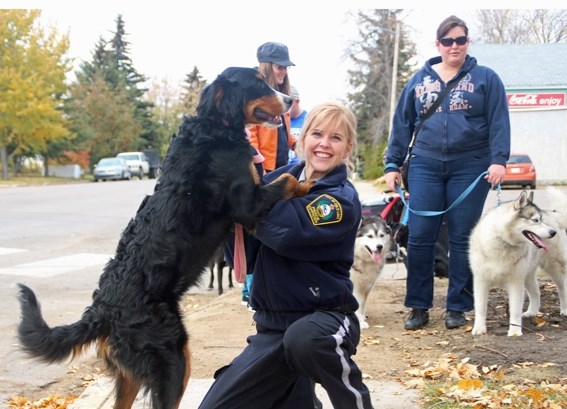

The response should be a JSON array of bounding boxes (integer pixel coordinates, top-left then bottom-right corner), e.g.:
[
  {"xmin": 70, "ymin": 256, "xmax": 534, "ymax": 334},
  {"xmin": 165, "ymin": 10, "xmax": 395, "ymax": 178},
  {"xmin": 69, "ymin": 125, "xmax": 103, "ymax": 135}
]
[
  {"xmin": 43, "ymin": 156, "xmax": 49, "ymax": 177},
  {"xmin": 1, "ymin": 145, "xmax": 8, "ymax": 180}
]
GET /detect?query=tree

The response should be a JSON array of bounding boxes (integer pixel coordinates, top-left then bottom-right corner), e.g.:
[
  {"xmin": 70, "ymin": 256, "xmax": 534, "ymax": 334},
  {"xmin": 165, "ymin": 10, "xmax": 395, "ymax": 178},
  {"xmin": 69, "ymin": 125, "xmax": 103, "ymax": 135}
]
[
  {"xmin": 66, "ymin": 14, "xmax": 158, "ymax": 166},
  {"xmin": 67, "ymin": 74, "xmax": 142, "ymax": 165},
  {"xmin": 345, "ymin": 9, "xmax": 416, "ymax": 179},
  {"xmin": 0, "ymin": 10, "xmax": 71, "ymax": 179},
  {"xmin": 181, "ymin": 66, "xmax": 207, "ymax": 115},
  {"xmin": 144, "ymin": 77, "xmax": 185, "ymax": 157},
  {"xmin": 474, "ymin": 9, "xmax": 567, "ymax": 44},
  {"xmin": 347, "ymin": 10, "xmax": 416, "ymax": 146}
]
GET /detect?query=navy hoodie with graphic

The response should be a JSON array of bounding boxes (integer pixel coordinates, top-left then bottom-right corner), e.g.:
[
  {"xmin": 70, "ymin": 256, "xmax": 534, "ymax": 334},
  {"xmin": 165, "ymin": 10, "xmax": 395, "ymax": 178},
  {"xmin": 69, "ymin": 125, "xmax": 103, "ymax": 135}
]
[
  {"xmin": 249, "ymin": 162, "xmax": 361, "ymax": 331},
  {"xmin": 385, "ymin": 55, "xmax": 510, "ymax": 168}
]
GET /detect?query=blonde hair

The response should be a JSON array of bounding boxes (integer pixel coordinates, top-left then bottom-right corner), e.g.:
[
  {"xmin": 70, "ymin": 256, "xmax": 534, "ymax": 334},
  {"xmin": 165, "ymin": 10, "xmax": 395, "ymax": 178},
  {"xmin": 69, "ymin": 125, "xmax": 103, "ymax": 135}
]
[
  {"xmin": 257, "ymin": 62, "xmax": 291, "ymax": 95},
  {"xmin": 298, "ymin": 101, "xmax": 358, "ymax": 174}
]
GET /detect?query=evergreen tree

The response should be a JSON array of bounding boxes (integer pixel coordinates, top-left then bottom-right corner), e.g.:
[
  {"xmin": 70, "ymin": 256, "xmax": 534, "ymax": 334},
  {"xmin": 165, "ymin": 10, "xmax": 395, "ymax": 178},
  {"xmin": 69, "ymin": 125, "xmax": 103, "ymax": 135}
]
[
  {"xmin": 181, "ymin": 66, "xmax": 207, "ymax": 115},
  {"xmin": 346, "ymin": 9, "xmax": 416, "ymax": 179},
  {"xmin": 66, "ymin": 14, "xmax": 159, "ymax": 166},
  {"xmin": 347, "ymin": 9, "xmax": 416, "ymax": 146}
]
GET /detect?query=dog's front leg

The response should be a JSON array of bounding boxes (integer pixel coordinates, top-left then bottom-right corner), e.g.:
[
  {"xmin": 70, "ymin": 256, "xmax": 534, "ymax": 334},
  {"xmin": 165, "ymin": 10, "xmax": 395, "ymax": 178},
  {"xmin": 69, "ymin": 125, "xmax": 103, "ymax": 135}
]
[
  {"xmin": 506, "ymin": 281, "xmax": 525, "ymax": 336},
  {"xmin": 267, "ymin": 173, "xmax": 315, "ymax": 200},
  {"xmin": 471, "ymin": 276, "xmax": 489, "ymax": 336},
  {"xmin": 522, "ymin": 269, "xmax": 541, "ymax": 317}
]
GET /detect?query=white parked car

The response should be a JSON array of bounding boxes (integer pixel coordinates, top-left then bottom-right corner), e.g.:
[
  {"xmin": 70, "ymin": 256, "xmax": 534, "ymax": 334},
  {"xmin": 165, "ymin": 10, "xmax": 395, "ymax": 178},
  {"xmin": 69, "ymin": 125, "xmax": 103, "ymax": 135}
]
[
  {"xmin": 93, "ymin": 157, "xmax": 132, "ymax": 182},
  {"xmin": 116, "ymin": 152, "xmax": 150, "ymax": 179}
]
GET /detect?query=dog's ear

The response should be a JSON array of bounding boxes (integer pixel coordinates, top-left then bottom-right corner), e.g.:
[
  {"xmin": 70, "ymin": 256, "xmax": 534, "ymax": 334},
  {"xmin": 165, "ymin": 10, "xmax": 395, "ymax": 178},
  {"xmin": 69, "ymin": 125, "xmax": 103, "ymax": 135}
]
[
  {"xmin": 528, "ymin": 191, "xmax": 534, "ymax": 204},
  {"xmin": 514, "ymin": 190, "xmax": 529, "ymax": 210},
  {"xmin": 197, "ymin": 74, "xmax": 245, "ymax": 128}
]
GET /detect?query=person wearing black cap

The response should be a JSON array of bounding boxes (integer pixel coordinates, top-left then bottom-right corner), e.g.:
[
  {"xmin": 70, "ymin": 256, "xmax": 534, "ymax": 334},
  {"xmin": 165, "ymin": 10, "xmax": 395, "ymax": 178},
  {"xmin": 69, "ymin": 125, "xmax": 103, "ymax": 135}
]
[{"xmin": 249, "ymin": 42, "xmax": 297, "ymax": 173}]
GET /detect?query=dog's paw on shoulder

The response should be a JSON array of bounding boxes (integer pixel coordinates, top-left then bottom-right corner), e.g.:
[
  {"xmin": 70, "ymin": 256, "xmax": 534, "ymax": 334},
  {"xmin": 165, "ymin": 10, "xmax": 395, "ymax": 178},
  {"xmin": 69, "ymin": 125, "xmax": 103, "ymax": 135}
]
[{"xmin": 274, "ymin": 174, "xmax": 314, "ymax": 199}]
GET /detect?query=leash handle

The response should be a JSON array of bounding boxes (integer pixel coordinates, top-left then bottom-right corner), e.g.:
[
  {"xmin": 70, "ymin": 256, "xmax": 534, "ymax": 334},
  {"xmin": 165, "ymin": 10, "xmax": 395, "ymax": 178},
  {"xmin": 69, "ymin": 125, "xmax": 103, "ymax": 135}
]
[{"xmin": 396, "ymin": 171, "xmax": 489, "ymax": 217}]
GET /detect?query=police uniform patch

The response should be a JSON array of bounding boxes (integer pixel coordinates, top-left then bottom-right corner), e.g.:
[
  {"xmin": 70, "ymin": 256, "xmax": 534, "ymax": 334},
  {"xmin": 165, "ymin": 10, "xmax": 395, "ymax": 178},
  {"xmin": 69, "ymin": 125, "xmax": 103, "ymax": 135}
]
[{"xmin": 306, "ymin": 194, "xmax": 342, "ymax": 226}]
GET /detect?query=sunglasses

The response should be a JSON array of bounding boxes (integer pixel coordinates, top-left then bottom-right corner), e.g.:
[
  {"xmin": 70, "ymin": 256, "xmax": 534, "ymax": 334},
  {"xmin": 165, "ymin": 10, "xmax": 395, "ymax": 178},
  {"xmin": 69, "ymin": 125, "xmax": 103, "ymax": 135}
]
[{"xmin": 439, "ymin": 36, "xmax": 468, "ymax": 47}]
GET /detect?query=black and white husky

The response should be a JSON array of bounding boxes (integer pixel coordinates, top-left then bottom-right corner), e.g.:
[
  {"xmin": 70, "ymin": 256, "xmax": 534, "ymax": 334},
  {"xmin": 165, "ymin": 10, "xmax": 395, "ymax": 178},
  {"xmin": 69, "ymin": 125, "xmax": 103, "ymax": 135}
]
[
  {"xmin": 351, "ymin": 215, "xmax": 392, "ymax": 329},
  {"xmin": 470, "ymin": 188, "xmax": 567, "ymax": 336}
]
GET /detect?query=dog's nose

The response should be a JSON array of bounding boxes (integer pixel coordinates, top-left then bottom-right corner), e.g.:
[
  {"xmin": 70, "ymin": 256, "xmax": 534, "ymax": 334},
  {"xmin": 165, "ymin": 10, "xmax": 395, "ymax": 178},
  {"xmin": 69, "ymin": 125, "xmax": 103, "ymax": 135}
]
[
  {"xmin": 376, "ymin": 245, "xmax": 383, "ymax": 251},
  {"xmin": 550, "ymin": 229, "xmax": 556, "ymax": 238}
]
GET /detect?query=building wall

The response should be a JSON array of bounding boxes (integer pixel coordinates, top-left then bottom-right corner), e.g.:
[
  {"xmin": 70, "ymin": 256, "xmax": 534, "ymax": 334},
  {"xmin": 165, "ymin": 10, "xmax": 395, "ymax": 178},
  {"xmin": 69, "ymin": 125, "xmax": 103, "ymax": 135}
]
[{"xmin": 509, "ymin": 109, "xmax": 567, "ymax": 185}]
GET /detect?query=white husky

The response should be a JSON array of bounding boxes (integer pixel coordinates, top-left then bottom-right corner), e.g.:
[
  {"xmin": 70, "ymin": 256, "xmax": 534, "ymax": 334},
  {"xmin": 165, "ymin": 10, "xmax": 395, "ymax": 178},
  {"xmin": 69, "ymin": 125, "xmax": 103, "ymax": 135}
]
[
  {"xmin": 470, "ymin": 188, "xmax": 567, "ymax": 336},
  {"xmin": 351, "ymin": 215, "xmax": 392, "ymax": 329}
]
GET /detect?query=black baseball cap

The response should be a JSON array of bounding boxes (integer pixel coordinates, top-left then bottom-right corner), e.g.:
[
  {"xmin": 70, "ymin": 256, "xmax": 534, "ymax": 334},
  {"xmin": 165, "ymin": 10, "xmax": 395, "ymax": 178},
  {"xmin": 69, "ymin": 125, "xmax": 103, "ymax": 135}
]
[{"xmin": 257, "ymin": 42, "xmax": 295, "ymax": 66}]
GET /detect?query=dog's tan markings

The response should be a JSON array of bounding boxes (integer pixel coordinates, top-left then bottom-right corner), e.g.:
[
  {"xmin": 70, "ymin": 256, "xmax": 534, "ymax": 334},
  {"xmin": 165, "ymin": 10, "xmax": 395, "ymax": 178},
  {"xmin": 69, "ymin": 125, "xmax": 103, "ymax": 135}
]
[
  {"xmin": 175, "ymin": 343, "xmax": 191, "ymax": 409},
  {"xmin": 271, "ymin": 174, "xmax": 313, "ymax": 200},
  {"xmin": 249, "ymin": 161, "xmax": 260, "ymax": 185},
  {"xmin": 114, "ymin": 373, "xmax": 141, "ymax": 409},
  {"xmin": 245, "ymin": 96, "xmax": 286, "ymax": 125},
  {"xmin": 213, "ymin": 87, "xmax": 225, "ymax": 111}
]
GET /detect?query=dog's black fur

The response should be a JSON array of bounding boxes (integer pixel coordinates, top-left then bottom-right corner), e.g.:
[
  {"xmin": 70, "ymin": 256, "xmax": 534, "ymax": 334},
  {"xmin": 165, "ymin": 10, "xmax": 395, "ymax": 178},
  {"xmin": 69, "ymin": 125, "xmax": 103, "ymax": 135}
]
[{"xmin": 16, "ymin": 67, "xmax": 313, "ymax": 409}]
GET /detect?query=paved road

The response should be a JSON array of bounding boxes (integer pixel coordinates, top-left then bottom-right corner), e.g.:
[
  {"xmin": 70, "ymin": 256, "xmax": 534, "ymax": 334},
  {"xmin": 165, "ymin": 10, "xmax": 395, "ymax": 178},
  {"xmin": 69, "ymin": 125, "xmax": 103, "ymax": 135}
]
[{"xmin": 0, "ymin": 179, "xmax": 158, "ymax": 402}]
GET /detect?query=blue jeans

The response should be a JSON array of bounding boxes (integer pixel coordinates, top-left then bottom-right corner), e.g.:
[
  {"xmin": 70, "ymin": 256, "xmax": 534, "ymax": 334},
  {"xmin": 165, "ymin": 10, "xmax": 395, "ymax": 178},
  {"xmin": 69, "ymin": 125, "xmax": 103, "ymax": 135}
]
[{"xmin": 405, "ymin": 154, "xmax": 491, "ymax": 312}]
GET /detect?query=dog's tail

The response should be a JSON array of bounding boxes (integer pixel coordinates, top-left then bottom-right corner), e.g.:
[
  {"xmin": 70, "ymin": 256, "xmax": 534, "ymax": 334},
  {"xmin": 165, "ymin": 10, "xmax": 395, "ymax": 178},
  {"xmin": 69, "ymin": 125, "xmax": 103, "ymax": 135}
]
[
  {"xmin": 17, "ymin": 283, "xmax": 101, "ymax": 363},
  {"xmin": 546, "ymin": 187, "xmax": 567, "ymax": 229}
]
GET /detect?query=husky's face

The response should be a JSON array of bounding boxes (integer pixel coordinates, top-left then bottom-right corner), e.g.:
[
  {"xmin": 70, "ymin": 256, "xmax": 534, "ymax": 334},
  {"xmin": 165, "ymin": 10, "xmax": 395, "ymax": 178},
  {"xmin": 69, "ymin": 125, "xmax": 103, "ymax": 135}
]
[
  {"xmin": 356, "ymin": 216, "xmax": 391, "ymax": 264},
  {"xmin": 515, "ymin": 191, "xmax": 557, "ymax": 251}
]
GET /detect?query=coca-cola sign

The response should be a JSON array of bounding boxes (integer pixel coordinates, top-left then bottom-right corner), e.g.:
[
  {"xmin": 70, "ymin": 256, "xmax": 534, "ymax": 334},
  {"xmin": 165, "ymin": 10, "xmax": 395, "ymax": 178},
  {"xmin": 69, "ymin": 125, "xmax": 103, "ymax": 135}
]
[{"xmin": 507, "ymin": 92, "xmax": 566, "ymax": 108}]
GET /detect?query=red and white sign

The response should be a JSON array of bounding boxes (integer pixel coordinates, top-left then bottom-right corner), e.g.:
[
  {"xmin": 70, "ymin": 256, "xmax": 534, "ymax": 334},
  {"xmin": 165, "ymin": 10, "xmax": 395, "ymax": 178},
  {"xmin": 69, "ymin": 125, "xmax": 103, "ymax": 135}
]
[{"xmin": 507, "ymin": 92, "xmax": 566, "ymax": 109}]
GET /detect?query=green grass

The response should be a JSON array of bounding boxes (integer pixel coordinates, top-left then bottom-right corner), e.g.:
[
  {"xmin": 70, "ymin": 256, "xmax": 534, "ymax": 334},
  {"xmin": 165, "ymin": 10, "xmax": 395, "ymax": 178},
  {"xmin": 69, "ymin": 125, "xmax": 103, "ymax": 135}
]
[{"xmin": 0, "ymin": 175, "xmax": 92, "ymax": 188}]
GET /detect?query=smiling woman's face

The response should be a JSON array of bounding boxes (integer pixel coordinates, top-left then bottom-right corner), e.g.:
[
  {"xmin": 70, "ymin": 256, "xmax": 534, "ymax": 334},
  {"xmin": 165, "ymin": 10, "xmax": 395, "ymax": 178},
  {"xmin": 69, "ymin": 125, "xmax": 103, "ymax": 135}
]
[{"xmin": 302, "ymin": 120, "xmax": 352, "ymax": 180}]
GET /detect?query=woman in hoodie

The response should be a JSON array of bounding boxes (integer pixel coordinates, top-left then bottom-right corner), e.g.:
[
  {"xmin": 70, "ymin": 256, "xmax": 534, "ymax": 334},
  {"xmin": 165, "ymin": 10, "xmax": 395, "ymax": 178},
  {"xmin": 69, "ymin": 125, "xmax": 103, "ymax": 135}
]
[{"xmin": 384, "ymin": 15, "xmax": 511, "ymax": 331}]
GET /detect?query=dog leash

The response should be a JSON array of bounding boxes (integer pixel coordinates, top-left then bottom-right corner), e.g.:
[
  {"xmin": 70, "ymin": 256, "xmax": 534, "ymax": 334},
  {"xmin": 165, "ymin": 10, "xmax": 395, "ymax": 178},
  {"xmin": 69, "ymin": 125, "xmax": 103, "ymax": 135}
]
[{"xmin": 396, "ymin": 170, "xmax": 491, "ymax": 217}]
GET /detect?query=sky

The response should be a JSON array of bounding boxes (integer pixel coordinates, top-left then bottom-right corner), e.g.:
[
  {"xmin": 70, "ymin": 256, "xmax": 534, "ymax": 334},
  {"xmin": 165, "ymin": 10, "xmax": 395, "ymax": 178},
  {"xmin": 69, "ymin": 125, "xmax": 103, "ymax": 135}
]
[{"xmin": 1, "ymin": 1, "xmax": 557, "ymax": 111}]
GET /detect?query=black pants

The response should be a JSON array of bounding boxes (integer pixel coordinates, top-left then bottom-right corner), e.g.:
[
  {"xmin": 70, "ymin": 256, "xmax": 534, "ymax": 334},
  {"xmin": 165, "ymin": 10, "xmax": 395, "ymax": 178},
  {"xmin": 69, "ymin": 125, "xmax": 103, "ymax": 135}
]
[{"xmin": 198, "ymin": 311, "xmax": 373, "ymax": 409}]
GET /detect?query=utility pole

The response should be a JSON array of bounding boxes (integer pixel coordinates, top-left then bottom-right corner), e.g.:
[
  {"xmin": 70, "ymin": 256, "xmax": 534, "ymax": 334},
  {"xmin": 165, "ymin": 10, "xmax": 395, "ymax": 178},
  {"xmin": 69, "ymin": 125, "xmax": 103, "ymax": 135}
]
[{"xmin": 388, "ymin": 20, "xmax": 401, "ymax": 139}]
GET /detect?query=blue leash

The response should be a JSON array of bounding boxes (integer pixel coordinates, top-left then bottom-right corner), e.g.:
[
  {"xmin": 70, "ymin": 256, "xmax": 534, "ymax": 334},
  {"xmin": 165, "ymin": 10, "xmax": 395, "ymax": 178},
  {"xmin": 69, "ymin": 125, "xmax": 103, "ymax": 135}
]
[{"xmin": 396, "ymin": 171, "xmax": 491, "ymax": 218}]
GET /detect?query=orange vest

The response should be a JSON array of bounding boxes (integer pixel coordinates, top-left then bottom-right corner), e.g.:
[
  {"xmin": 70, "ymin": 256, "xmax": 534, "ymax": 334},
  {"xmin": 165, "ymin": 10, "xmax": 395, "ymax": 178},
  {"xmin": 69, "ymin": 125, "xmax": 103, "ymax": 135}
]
[{"xmin": 248, "ymin": 113, "xmax": 296, "ymax": 172}]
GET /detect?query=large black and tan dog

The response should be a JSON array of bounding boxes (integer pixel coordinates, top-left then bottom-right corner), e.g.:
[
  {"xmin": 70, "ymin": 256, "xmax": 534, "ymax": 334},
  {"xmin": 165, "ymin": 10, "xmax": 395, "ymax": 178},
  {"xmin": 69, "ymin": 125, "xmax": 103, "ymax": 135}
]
[{"xmin": 16, "ymin": 67, "xmax": 312, "ymax": 409}]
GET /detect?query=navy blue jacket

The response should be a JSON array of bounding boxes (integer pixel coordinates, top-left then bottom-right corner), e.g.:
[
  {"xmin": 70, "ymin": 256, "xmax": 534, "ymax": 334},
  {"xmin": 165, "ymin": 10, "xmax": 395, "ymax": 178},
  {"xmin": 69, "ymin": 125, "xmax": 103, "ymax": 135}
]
[
  {"xmin": 385, "ymin": 55, "xmax": 510, "ymax": 169},
  {"xmin": 249, "ymin": 162, "xmax": 361, "ymax": 331}
]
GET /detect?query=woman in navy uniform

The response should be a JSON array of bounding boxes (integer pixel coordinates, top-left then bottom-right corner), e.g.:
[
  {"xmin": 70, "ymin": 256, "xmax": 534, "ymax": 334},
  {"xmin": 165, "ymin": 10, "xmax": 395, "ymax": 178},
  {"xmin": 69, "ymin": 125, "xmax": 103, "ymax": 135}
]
[{"xmin": 199, "ymin": 101, "xmax": 373, "ymax": 409}]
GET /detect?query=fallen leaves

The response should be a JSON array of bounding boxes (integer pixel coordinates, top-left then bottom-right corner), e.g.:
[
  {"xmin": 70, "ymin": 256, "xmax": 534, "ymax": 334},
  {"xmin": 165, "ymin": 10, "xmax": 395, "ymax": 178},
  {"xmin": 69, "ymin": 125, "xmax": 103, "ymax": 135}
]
[
  {"xmin": 402, "ymin": 355, "xmax": 567, "ymax": 408},
  {"xmin": 7, "ymin": 394, "xmax": 77, "ymax": 409}
]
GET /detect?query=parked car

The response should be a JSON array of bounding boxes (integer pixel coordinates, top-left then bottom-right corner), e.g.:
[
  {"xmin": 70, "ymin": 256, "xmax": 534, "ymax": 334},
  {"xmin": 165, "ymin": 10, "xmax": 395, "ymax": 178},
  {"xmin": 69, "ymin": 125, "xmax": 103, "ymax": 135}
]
[
  {"xmin": 143, "ymin": 149, "xmax": 161, "ymax": 179},
  {"xmin": 502, "ymin": 153, "xmax": 536, "ymax": 189},
  {"xmin": 93, "ymin": 157, "xmax": 132, "ymax": 182},
  {"xmin": 116, "ymin": 151, "xmax": 150, "ymax": 179}
]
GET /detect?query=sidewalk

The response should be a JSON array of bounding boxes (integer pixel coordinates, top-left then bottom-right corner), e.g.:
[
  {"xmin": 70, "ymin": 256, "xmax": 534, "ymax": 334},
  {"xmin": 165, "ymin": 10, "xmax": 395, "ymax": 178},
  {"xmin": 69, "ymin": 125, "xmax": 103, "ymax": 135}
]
[{"xmin": 71, "ymin": 375, "xmax": 420, "ymax": 408}]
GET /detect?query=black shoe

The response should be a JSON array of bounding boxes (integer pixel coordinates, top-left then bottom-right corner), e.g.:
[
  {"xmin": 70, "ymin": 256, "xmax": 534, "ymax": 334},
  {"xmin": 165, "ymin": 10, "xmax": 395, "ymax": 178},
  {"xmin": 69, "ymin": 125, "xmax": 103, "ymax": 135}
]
[
  {"xmin": 445, "ymin": 311, "xmax": 467, "ymax": 329},
  {"xmin": 404, "ymin": 309, "xmax": 429, "ymax": 330}
]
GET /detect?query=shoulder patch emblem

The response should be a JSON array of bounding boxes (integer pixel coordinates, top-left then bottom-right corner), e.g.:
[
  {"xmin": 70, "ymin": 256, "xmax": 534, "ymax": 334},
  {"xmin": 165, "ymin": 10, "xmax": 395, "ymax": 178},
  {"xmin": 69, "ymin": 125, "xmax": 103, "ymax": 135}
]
[{"xmin": 306, "ymin": 194, "xmax": 343, "ymax": 226}]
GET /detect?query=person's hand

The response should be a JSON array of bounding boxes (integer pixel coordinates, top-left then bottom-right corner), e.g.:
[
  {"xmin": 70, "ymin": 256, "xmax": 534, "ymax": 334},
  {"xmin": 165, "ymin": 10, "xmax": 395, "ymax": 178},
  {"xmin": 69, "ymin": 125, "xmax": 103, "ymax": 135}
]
[
  {"xmin": 385, "ymin": 171, "xmax": 402, "ymax": 192},
  {"xmin": 484, "ymin": 164, "xmax": 506, "ymax": 186}
]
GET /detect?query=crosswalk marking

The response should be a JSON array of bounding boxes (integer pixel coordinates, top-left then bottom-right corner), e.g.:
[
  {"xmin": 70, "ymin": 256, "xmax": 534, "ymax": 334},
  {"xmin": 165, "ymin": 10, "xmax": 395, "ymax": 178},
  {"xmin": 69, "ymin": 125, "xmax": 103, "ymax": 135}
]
[
  {"xmin": 0, "ymin": 253, "xmax": 112, "ymax": 278},
  {"xmin": 0, "ymin": 247, "xmax": 28, "ymax": 256}
]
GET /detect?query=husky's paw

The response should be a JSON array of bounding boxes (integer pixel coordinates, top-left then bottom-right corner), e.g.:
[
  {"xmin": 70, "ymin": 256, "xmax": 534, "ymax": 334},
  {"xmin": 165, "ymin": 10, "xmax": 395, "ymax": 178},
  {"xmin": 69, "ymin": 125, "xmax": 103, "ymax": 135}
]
[
  {"xmin": 521, "ymin": 310, "xmax": 538, "ymax": 318},
  {"xmin": 471, "ymin": 325, "xmax": 487, "ymax": 336},
  {"xmin": 560, "ymin": 309, "xmax": 567, "ymax": 316},
  {"xmin": 356, "ymin": 312, "xmax": 369, "ymax": 329},
  {"xmin": 507, "ymin": 327, "xmax": 523, "ymax": 336}
]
